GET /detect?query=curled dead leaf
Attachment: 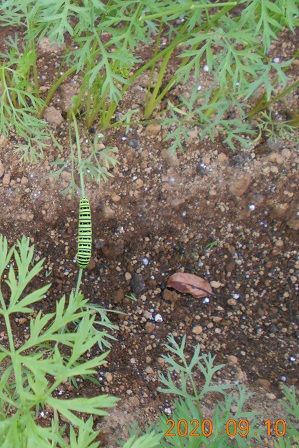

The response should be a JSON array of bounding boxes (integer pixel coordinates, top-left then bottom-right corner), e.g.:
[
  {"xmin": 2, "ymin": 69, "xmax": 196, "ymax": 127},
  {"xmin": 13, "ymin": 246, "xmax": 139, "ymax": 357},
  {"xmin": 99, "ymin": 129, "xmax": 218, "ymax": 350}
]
[{"xmin": 167, "ymin": 272, "xmax": 212, "ymax": 298}]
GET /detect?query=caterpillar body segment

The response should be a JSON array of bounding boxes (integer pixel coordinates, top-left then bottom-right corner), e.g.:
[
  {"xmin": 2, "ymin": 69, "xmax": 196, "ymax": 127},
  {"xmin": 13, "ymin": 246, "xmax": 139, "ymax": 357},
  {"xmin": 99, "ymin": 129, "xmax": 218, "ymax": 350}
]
[{"xmin": 77, "ymin": 197, "xmax": 92, "ymax": 268}]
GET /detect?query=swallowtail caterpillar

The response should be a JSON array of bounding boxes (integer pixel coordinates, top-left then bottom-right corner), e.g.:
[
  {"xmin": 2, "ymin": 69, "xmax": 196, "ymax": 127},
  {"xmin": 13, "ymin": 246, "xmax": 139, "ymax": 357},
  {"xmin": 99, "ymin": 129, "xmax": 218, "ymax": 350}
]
[{"xmin": 77, "ymin": 197, "xmax": 92, "ymax": 268}]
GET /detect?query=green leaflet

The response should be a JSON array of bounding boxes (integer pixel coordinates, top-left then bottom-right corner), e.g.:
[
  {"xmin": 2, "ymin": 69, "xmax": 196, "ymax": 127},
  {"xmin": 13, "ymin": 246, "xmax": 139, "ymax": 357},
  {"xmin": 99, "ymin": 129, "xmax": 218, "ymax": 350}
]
[{"xmin": 0, "ymin": 235, "xmax": 118, "ymax": 447}]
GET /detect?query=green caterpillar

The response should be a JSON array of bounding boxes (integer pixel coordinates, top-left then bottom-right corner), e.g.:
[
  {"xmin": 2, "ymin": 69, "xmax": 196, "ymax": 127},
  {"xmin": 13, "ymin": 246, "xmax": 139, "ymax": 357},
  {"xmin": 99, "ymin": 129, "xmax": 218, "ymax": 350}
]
[{"xmin": 77, "ymin": 197, "xmax": 92, "ymax": 269}]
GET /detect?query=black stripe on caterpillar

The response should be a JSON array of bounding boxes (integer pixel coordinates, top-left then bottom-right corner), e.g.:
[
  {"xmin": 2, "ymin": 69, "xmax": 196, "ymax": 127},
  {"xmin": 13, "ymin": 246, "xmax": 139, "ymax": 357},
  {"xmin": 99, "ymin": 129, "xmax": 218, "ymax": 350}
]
[{"xmin": 77, "ymin": 197, "xmax": 92, "ymax": 269}]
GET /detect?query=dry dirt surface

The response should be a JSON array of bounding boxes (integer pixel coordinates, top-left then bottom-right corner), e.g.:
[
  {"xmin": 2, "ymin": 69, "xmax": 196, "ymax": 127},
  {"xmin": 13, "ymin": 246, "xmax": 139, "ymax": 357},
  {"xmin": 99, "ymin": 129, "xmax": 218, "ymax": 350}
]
[{"xmin": 0, "ymin": 28, "xmax": 298, "ymax": 448}]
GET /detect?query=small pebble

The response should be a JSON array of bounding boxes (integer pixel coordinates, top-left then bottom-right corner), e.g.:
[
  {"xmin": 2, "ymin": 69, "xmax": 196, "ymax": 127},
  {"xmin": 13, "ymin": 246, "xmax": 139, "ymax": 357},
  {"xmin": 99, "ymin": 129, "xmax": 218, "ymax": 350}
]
[
  {"xmin": 211, "ymin": 281, "xmax": 221, "ymax": 288},
  {"xmin": 2, "ymin": 173, "xmax": 10, "ymax": 186},
  {"xmin": 145, "ymin": 322, "xmax": 155, "ymax": 333},
  {"xmin": 192, "ymin": 325, "xmax": 203, "ymax": 335},
  {"xmin": 0, "ymin": 161, "xmax": 4, "ymax": 178},
  {"xmin": 227, "ymin": 355, "xmax": 239, "ymax": 365},
  {"xmin": 105, "ymin": 372, "xmax": 113, "ymax": 383}
]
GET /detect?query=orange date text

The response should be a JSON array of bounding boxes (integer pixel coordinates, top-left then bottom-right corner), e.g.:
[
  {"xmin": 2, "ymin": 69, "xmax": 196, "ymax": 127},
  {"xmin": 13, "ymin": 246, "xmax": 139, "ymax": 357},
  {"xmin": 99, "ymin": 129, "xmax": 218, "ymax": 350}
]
[{"xmin": 164, "ymin": 418, "xmax": 287, "ymax": 439}]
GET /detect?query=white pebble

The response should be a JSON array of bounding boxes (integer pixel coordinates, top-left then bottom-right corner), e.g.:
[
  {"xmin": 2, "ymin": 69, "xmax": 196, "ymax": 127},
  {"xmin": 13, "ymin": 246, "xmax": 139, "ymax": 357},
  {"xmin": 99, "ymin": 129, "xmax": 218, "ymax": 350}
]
[
  {"xmin": 232, "ymin": 293, "xmax": 240, "ymax": 300},
  {"xmin": 154, "ymin": 314, "xmax": 163, "ymax": 323},
  {"xmin": 260, "ymin": 221, "xmax": 268, "ymax": 228},
  {"xmin": 248, "ymin": 204, "xmax": 255, "ymax": 211},
  {"xmin": 273, "ymin": 57, "xmax": 280, "ymax": 63},
  {"xmin": 142, "ymin": 257, "xmax": 149, "ymax": 266},
  {"xmin": 203, "ymin": 64, "xmax": 209, "ymax": 72},
  {"xmin": 197, "ymin": 85, "xmax": 202, "ymax": 91},
  {"xmin": 164, "ymin": 407, "xmax": 172, "ymax": 415},
  {"xmin": 202, "ymin": 297, "xmax": 210, "ymax": 304}
]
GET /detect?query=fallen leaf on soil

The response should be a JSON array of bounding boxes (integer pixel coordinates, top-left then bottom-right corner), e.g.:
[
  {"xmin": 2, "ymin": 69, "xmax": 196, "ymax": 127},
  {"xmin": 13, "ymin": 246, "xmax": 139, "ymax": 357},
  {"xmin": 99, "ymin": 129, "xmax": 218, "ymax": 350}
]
[{"xmin": 167, "ymin": 272, "xmax": 212, "ymax": 298}]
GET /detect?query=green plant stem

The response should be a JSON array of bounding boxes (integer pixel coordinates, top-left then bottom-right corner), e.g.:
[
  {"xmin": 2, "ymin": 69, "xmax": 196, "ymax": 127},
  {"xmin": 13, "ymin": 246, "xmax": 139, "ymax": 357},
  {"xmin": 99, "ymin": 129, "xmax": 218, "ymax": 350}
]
[
  {"xmin": 101, "ymin": 100, "xmax": 117, "ymax": 129},
  {"xmin": 75, "ymin": 269, "xmax": 83, "ymax": 296},
  {"xmin": 204, "ymin": 87, "xmax": 222, "ymax": 118},
  {"xmin": 142, "ymin": 2, "xmax": 237, "ymax": 119},
  {"xmin": 140, "ymin": 2, "xmax": 236, "ymax": 21},
  {"xmin": 38, "ymin": 66, "xmax": 76, "ymax": 118},
  {"xmin": 4, "ymin": 314, "xmax": 15, "ymax": 357},
  {"xmin": 32, "ymin": 61, "xmax": 39, "ymax": 93},
  {"xmin": 71, "ymin": 112, "xmax": 87, "ymax": 295},
  {"xmin": 71, "ymin": 13, "xmax": 207, "ymax": 129},
  {"xmin": 1, "ymin": 68, "xmax": 18, "ymax": 115},
  {"xmin": 4, "ymin": 313, "xmax": 22, "ymax": 399},
  {"xmin": 183, "ymin": 357, "xmax": 198, "ymax": 400},
  {"xmin": 71, "ymin": 111, "xmax": 85, "ymax": 197},
  {"xmin": 248, "ymin": 79, "xmax": 299, "ymax": 118},
  {"xmin": 287, "ymin": 113, "xmax": 299, "ymax": 127},
  {"xmin": 75, "ymin": 39, "xmax": 99, "ymax": 124},
  {"xmin": 144, "ymin": 47, "xmax": 174, "ymax": 119}
]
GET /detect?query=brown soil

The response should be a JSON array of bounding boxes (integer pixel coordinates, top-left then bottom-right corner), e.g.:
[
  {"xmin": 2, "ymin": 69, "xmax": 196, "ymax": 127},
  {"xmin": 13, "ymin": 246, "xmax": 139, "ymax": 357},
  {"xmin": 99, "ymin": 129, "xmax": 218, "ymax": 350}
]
[{"xmin": 0, "ymin": 26, "xmax": 298, "ymax": 448}]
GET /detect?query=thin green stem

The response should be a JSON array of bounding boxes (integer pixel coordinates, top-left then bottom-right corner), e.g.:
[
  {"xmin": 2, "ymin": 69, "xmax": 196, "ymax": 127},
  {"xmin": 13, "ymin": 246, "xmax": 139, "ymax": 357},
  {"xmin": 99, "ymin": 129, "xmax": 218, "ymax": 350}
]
[
  {"xmin": 4, "ymin": 314, "xmax": 15, "ymax": 357},
  {"xmin": 142, "ymin": 2, "xmax": 237, "ymax": 118},
  {"xmin": 71, "ymin": 111, "xmax": 85, "ymax": 197},
  {"xmin": 204, "ymin": 88, "xmax": 222, "ymax": 118},
  {"xmin": 68, "ymin": 126, "xmax": 76, "ymax": 189},
  {"xmin": 71, "ymin": 113, "xmax": 87, "ymax": 296},
  {"xmin": 0, "ymin": 291, "xmax": 6, "ymax": 311},
  {"xmin": 144, "ymin": 47, "xmax": 174, "ymax": 119},
  {"xmin": 101, "ymin": 100, "xmax": 117, "ymax": 129},
  {"xmin": 4, "ymin": 313, "xmax": 23, "ymax": 400},
  {"xmin": 182, "ymin": 354, "xmax": 198, "ymax": 400},
  {"xmin": 287, "ymin": 113, "xmax": 298, "ymax": 127},
  {"xmin": 38, "ymin": 66, "xmax": 76, "ymax": 118},
  {"xmin": 144, "ymin": 23, "xmax": 163, "ymax": 104},
  {"xmin": 75, "ymin": 269, "xmax": 83, "ymax": 296},
  {"xmin": 248, "ymin": 79, "xmax": 299, "ymax": 118},
  {"xmin": 140, "ymin": 2, "xmax": 236, "ymax": 21}
]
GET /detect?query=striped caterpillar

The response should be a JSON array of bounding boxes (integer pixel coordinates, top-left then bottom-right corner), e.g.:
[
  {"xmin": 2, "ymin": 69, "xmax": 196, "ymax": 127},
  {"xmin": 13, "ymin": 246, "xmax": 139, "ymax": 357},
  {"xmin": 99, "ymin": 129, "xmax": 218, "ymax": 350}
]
[{"xmin": 77, "ymin": 197, "xmax": 92, "ymax": 269}]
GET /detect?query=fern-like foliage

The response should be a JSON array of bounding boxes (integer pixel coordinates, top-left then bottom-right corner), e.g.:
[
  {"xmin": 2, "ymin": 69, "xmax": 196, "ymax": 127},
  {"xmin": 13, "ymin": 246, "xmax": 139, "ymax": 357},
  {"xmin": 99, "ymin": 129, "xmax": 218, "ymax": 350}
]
[
  {"xmin": 0, "ymin": 234, "xmax": 118, "ymax": 447},
  {"xmin": 274, "ymin": 386, "xmax": 299, "ymax": 448},
  {"xmin": 239, "ymin": 0, "xmax": 298, "ymax": 52},
  {"xmin": 51, "ymin": 131, "xmax": 119, "ymax": 195},
  {"xmin": 156, "ymin": 335, "xmax": 262, "ymax": 447},
  {"xmin": 0, "ymin": 38, "xmax": 48, "ymax": 160},
  {"xmin": 121, "ymin": 432, "xmax": 162, "ymax": 448}
]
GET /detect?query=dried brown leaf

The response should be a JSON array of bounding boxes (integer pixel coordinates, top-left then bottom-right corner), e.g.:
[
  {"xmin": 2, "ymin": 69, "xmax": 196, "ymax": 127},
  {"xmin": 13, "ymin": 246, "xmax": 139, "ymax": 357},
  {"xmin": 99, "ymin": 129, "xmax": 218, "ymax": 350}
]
[{"xmin": 167, "ymin": 272, "xmax": 212, "ymax": 298}]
